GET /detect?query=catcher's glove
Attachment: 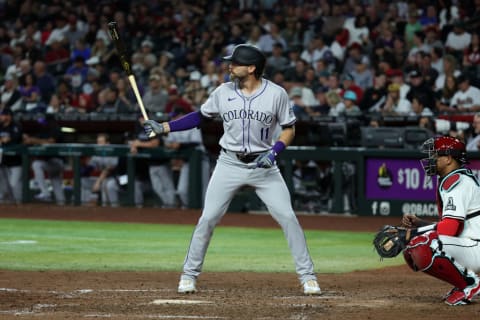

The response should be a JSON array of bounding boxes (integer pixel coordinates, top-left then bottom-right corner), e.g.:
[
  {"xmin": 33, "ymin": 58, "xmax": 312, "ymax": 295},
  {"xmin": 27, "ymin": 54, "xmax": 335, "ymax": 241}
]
[{"xmin": 373, "ymin": 225, "xmax": 412, "ymax": 259}]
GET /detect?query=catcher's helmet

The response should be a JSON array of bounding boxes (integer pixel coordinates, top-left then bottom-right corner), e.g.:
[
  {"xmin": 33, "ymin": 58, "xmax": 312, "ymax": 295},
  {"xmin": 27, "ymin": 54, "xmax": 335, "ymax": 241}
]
[
  {"xmin": 223, "ymin": 44, "xmax": 266, "ymax": 77},
  {"xmin": 420, "ymin": 136, "xmax": 467, "ymax": 176}
]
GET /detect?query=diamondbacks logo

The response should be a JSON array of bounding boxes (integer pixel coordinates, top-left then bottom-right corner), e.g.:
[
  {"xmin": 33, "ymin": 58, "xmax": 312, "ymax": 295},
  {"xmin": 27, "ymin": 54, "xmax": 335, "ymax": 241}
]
[
  {"xmin": 445, "ymin": 197, "xmax": 456, "ymax": 211},
  {"xmin": 377, "ymin": 163, "xmax": 393, "ymax": 188}
]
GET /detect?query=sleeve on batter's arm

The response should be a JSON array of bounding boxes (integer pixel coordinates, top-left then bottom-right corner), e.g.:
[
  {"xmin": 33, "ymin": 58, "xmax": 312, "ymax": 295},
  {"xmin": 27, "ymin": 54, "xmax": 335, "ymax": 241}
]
[
  {"xmin": 277, "ymin": 90, "xmax": 296, "ymax": 126},
  {"xmin": 168, "ymin": 111, "xmax": 204, "ymax": 132}
]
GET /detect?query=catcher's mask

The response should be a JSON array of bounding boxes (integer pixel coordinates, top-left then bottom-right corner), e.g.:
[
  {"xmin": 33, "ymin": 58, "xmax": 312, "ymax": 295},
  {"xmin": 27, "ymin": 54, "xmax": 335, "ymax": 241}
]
[{"xmin": 420, "ymin": 136, "xmax": 468, "ymax": 176}]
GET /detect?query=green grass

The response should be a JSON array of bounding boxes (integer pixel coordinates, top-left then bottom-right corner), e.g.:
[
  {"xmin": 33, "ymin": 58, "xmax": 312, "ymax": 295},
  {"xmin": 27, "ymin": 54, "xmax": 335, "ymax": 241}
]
[{"xmin": 0, "ymin": 218, "xmax": 403, "ymax": 273}]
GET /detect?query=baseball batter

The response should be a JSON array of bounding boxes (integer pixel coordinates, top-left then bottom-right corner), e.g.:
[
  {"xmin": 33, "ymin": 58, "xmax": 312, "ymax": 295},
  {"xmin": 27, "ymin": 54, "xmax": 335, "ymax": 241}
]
[
  {"xmin": 401, "ymin": 136, "xmax": 480, "ymax": 305},
  {"xmin": 144, "ymin": 44, "xmax": 321, "ymax": 295}
]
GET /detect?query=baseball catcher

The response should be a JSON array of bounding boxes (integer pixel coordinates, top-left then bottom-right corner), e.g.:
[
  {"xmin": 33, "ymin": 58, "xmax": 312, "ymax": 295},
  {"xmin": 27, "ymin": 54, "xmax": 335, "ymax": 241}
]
[{"xmin": 373, "ymin": 136, "xmax": 480, "ymax": 306}]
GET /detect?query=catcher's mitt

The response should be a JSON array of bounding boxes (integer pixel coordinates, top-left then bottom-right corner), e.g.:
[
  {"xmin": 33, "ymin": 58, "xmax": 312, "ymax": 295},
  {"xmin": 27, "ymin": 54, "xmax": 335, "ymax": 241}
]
[{"xmin": 373, "ymin": 225, "xmax": 412, "ymax": 259}]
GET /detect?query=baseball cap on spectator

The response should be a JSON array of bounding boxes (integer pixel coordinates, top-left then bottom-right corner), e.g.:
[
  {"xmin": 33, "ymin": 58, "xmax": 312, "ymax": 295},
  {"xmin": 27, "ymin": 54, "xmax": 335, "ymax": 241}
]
[
  {"xmin": 161, "ymin": 51, "xmax": 174, "ymax": 59},
  {"xmin": 86, "ymin": 56, "xmax": 100, "ymax": 66},
  {"xmin": 358, "ymin": 55, "xmax": 369, "ymax": 65},
  {"xmin": 189, "ymin": 70, "xmax": 201, "ymax": 81},
  {"xmin": 318, "ymin": 70, "xmax": 330, "ymax": 78},
  {"xmin": 408, "ymin": 69, "xmax": 421, "ymax": 78},
  {"xmin": 343, "ymin": 90, "xmax": 357, "ymax": 101},
  {"xmin": 342, "ymin": 73, "xmax": 354, "ymax": 81},
  {"xmin": 141, "ymin": 39, "xmax": 154, "ymax": 48},
  {"xmin": 456, "ymin": 73, "xmax": 469, "ymax": 84},
  {"xmin": 289, "ymin": 87, "xmax": 302, "ymax": 98},
  {"xmin": 386, "ymin": 69, "xmax": 403, "ymax": 78},
  {"xmin": 168, "ymin": 85, "xmax": 179, "ymax": 95},
  {"xmin": 149, "ymin": 73, "xmax": 161, "ymax": 81},
  {"xmin": 388, "ymin": 83, "xmax": 401, "ymax": 92},
  {"xmin": 315, "ymin": 86, "xmax": 329, "ymax": 94}
]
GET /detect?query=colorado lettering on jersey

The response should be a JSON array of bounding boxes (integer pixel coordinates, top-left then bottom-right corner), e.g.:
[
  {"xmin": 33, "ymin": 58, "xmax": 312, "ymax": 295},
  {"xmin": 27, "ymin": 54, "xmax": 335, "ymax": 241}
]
[{"xmin": 221, "ymin": 109, "xmax": 273, "ymax": 126}]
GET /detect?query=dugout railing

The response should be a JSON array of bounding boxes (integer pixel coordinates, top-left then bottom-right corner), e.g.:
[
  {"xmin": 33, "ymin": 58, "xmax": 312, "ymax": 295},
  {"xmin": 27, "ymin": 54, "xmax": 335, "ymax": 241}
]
[{"xmin": 2, "ymin": 145, "xmax": 480, "ymax": 216}]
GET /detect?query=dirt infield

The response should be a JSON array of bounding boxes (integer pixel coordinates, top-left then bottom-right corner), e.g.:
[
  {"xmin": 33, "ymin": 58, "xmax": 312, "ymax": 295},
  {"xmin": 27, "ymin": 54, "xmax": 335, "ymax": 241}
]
[{"xmin": 0, "ymin": 205, "xmax": 478, "ymax": 319}]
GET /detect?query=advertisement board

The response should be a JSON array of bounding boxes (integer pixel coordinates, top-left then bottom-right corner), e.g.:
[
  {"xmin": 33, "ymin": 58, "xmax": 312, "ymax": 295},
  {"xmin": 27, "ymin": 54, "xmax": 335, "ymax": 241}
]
[{"xmin": 364, "ymin": 159, "xmax": 480, "ymax": 217}]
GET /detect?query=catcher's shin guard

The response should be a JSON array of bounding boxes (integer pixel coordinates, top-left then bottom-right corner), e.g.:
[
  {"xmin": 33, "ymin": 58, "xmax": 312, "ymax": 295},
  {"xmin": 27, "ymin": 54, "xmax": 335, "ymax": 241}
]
[{"xmin": 403, "ymin": 231, "xmax": 475, "ymax": 290}]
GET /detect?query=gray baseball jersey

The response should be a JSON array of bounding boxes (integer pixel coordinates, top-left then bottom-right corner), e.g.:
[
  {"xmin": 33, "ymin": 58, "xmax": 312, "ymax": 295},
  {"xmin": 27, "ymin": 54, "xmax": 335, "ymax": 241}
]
[
  {"xmin": 180, "ymin": 78, "xmax": 317, "ymax": 285},
  {"xmin": 201, "ymin": 79, "xmax": 295, "ymax": 153}
]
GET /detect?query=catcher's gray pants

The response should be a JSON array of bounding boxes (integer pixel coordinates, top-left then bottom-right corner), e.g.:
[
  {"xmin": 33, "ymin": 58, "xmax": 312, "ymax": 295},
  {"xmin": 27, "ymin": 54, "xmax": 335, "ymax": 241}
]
[
  {"xmin": 149, "ymin": 165, "xmax": 176, "ymax": 207},
  {"xmin": 32, "ymin": 158, "xmax": 65, "ymax": 204},
  {"xmin": 181, "ymin": 151, "xmax": 317, "ymax": 285},
  {"xmin": 0, "ymin": 165, "xmax": 22, "ymax": 203}
]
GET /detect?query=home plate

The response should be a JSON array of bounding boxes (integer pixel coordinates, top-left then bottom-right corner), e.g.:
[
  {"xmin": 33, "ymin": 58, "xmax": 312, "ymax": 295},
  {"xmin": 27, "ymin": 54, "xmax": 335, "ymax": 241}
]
[{"xmin": 151, "ymin": 299, "xmax": 213, "ymax": 305}]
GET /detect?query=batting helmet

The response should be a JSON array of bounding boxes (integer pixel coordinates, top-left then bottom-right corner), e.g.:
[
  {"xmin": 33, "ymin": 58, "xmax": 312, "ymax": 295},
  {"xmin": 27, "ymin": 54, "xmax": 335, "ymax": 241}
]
[
  {"xmin": 223, "ymin": 44, "xmax": 266, "ymax": 78},
  {"xmin": 420, "ymin": 136, "xmax": 467, "ymax": 176}
]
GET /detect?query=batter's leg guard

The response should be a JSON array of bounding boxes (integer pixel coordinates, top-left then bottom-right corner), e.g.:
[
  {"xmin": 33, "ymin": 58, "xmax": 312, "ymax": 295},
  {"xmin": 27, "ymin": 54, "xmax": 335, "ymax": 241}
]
[{"xmin": 403, "ymin": 231, "xmax": 480, "ymax": 305}]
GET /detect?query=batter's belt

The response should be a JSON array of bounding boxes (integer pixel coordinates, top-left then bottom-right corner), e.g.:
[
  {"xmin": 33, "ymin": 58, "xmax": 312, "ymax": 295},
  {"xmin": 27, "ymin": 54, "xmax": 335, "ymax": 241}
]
[{"xmin": 222, "ymin": 148, "xmax": 263, "ymax": 163}]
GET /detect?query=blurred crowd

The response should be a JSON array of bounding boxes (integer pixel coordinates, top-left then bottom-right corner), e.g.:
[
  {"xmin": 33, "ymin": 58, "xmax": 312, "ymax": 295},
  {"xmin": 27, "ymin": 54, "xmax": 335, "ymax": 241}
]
[{"xmin": 1, "ymin": 0, "xmax": 480, "ymax": 208}]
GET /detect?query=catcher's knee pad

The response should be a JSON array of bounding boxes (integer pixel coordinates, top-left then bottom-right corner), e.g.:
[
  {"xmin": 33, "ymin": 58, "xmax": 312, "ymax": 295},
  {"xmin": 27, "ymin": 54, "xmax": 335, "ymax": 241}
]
[{"xmin": 404, "ymin": 231, "xmax": 473, "ymax": 290}]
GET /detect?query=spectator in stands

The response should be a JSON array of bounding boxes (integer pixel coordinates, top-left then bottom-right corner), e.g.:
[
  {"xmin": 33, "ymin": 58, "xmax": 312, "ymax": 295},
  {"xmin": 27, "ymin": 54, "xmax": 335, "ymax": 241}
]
[
  {"xmin": 143, "ymin": 73, "xmax": 168, "ymax": 116},
  {"xmin": 0, "ymin": 74, "xmax": 22, "ymax": 112},
  {"xmin": 300, "ymin": 36, "xmax": 330, "ymax": 67},
  {"xmin": 436, "ymin": 74, "xmax": 458, "ymax": 113},
  {"xmin": 81, "ymin": 133, "xmax": 118, "ymax": 206},
  {"xmin": 165, "ymin": 85, "xmax": 195, "ymax": 114},
  {"xmin": 184, "ymin": 71, "xmax": 208, "ymax": 108},
  {"xmin": 70, "ymin": 38, "xmax": 91, "ymax": 62},
  {"xmin": 406, "ymin": 69, "xmax": 436, "ymax": 112},
  {"xmin": 445, "ymin": 21, "xmax": 472, "ymax": 62},
  {"xmin": 64, "ymin": 56, "xmax": 88, "ymax": 94},
  {"xmin": 435, "ymin": 54, "xmax": 462, "ymax": 93},
  {"xmin": 19, "ymin": 72, "xmax": 45, "ymax": 113},
  {"xmin": 360, "ymin": 71, "xmax": 388, "ymax": 113},
  {"xmin": 342, "ymin": 43, "xmax": 363, "ymax": 77},
  {"xmin": 115, "ymin": 77, "xmax": 135, "ymax": 112},
  {"xmin": 199, "ymin": 61, "xmax": 220, "ymax": 94},
  {"xmin": 407, "ymin": 31, "xmax": 430, "ymax": 61},
  {"xmin": 91, "ymin": 35, "xmax": 114, "ymax": 69},
  {"xmin": 342, "ymin": 90, "xmax": 362, "ymax": 116},
  {"xmin": 371, "ymin": 43, "xmax": 395, "ymax": 74},
  {"xmin": 265, "ymin": 42, "xmax": 289, "ymax": 78},
  {"xmin": 386, "ymin": 68, "xmax": 410, "ymax": 99},
  {"xmin": 410, "ymin": 93, "xmax": 435, "ymax": 117},
  {"xmin": 326, "ymin": 90, "xmax": 344, "ymax": 117},
  {"xmin": 23, "ymin": 113, "xmax": 65, "ymax": 205},
  {"xmin": 381, "ymin": 83, "xmax": 412, "ymax": 115},
  {"xmin": 343, "ymin": 13, "xmax": 370, "ymax": 47},
  {"xmin": 33, "ymin": 60, "xmax": 56, "ymax": 105},
  {"xmin": 462, "ymin": 32, "xmax": 480, "ymax": 77},
  {"xmin": 416, "ymin": 51, "xmax": 439, "ymax": 89},
  {"xmin": 404, "ymin": 9, "xmax": 423, "ymax": 49},
  {"xmin": 284, "ymin": 58, "xmax": 308, "ymax": 83},
  {"xmin": 439, "ymin": 0, "xmax": 460, "ymax": 41},
  {"xmin": 449, "ymin": 74, "xmax": 480, "ymax": 113},
  {"xmin": 350, "ymin": 55, "xmax": 373, "ymax": 91},
  {"xmin": 466, "ymin": 113, "xmax": 480, "ymax": 151},
  {"xmin": 163, "ymin": 108, "xmax": 210, "ymax": 208},
  {"xmin": 430, "ymin": 46, "xmax": 444, "ymax": 74},
  {"xmin": 290, "ymin": 86, "xmax": 312, "ymax": 119},
  {"xmin": 43, "ymin": 38, "xmax": 70, "ymax": 76},
  {"xmin": 0, "ymin": 108, "xmax": 23, "ymax": 203},
  {"xmin": 97, "ymin": 84, "xmax": 132, "ymax": 114},
  {"xmin": 340, "ymin": 73, "xmax": 363, "ymax": 104}
]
